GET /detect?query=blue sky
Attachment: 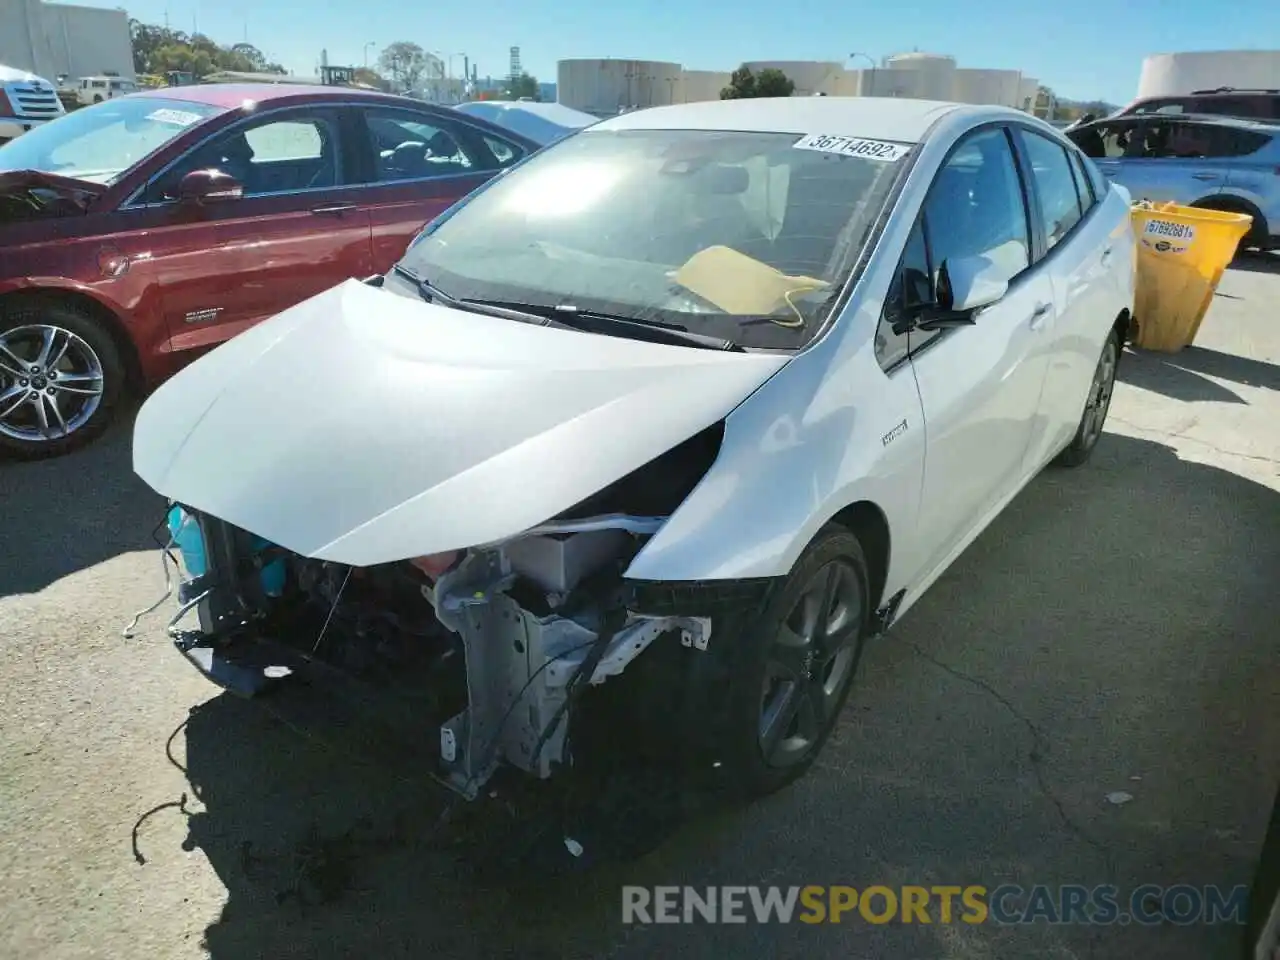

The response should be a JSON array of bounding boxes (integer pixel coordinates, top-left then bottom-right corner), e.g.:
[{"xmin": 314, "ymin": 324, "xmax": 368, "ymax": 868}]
[{"xmin": 92, "ymin": 0, "xmax": 1277, "ymax": 105}]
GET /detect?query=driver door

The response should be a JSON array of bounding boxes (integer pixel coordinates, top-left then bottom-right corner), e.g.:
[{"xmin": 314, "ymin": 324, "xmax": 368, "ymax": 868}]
[
  {"xmin": 132, "ymin": 106, "xmax": 374, "ymax": 360},
  {"xmin": 906, "ymin": 126, "xmax": 1054, "ymax": 581}
]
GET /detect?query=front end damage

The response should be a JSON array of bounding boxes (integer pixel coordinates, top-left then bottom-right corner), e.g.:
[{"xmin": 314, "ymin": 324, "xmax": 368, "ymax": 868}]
[
  {"xmin": 129, "ymin": 279, "xmax": 794, "ymax": 799},
  {"xmin": 153, "ymin": 430, "xmax": 729, "ymax": 800}
]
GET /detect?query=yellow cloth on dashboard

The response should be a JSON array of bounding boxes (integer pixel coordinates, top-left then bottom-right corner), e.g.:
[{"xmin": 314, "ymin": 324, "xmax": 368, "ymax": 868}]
[{"xmin": 674, "ymin": 245, "xmax": 829, "ymax": 315}]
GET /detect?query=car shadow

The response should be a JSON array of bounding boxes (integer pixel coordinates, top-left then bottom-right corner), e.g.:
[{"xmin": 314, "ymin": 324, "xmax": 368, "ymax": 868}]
[
  {"xmin": 167, "ymin": 430, "xmax": 1280, "ymax": 960},
  {"xmin": 1117, "ymin": 347, "xmax": 1250, "ymax": 404},
  {"xmin": 1230, "ymin": 251, "xmax": 1280, "ymax": 275},
  {"xmin": 0, "ymin": 402, "xmax": 164, "ymax": 598},
  {"xmin": 1166, "ymin": 345, "xmax": 1280, "ymax": 393}
]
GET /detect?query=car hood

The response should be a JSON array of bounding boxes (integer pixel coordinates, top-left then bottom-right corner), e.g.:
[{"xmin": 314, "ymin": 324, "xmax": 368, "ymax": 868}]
[
  {"xmin": 0, "ymin": 169, "xmax": 106, "ymax": 206},
  {"xmin": 133, "ymin": 279, "xmax": 789, "ymax": 566}
]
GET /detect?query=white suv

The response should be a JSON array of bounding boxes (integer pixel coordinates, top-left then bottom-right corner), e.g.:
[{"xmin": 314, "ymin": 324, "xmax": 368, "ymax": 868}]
[{"xmin": 0, "ymin": 65, "xmax": 66, "ymax": 144}]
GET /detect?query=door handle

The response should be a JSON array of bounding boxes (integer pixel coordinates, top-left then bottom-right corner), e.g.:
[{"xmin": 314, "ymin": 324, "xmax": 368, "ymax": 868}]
[
  {"xmin": 1029, "ymin": 302, "xmax": 1052, "ymax": 330},
  {"xmin": 311, "ymin": 202, "xmax": 358, "ymax": 216},
  {"xmin": 1100, "ymin": 244, "xmax": 1113, "ymax": 263},
  {"xmin": 1191, "ymin": 172, "xmax": 1220, "ymax": 181}
]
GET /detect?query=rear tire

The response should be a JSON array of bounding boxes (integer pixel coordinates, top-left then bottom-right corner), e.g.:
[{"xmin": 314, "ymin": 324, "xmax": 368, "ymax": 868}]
[
  {"xmin": 1054, "ymin": 327, "xmax": 1120, "ymax": 468},
  {"xmin": 699, "ymin": 525, "xmax": 871, "ymax": 799},
  {"xmin": 0, "ymin": 299, "xmax": 125, "ymax": 460}
]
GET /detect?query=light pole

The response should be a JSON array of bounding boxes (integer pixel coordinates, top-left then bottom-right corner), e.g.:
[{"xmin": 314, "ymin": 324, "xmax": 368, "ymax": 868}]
[
  {"xmin": 363, "ymin": 41, "xmax": 376, "ymax": 69},
  {"xmin": 848, "ymin": 51, "xmax": 876, "ymax": 97}
]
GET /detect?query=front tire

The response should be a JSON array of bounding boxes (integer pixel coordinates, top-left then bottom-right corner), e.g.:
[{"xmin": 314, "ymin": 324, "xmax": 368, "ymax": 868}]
[
  {"xmin": 1054, "ymin": 327, "xmax": 1119, "ymax": 468},
  {"xmin": 0, "ymin": 299, "xmax": 125, "ymax": 460},
  {"xmin": 705, "ymin": 526, "xmax": 871, "ymax": 798}
]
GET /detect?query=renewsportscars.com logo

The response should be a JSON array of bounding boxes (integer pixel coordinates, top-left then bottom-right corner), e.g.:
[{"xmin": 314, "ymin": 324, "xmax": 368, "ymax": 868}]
[{"xmin": 621, "ymin": 884, "xmax": 1250, "ymax": 926}]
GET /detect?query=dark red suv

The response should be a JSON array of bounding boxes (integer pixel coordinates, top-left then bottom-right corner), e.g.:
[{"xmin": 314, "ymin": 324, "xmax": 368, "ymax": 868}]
[{"xmin": 0, "ymin": 84, "xmax": 538, "ymax": 459}]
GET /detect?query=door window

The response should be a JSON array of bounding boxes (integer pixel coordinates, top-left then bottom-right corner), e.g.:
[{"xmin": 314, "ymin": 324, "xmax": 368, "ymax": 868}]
[
  {"xmin": 143, "ymin": 111, "xmax": 343, "ymax": 202},
  {"xmin": 922, "ymin": 126, "xmax": 1030, "ymax": 287},
  {"xmin": 876, "ymin": 216, "xmax": 933, "ymax": 369},
  {"xmin": 1020, "ymin": 131, "xmax": 1084, "ymax": 251},
  {"xmin": 363, "ymin": 111, "xmax": 478, "ymax": 182},
  {"xmin": 482, "ymin": 133, "xmax": 524, "ymax": 169},
  {"xmin": 1068, "ymin": 149, "xmax": 1098, "ymax": 210}
]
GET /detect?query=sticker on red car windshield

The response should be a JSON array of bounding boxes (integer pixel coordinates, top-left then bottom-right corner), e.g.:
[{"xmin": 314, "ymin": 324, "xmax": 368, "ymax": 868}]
[
  {"xmin": 147, "ymin": 108, "xmax": 203, "ymax": 127},
  {"xmin": 792, "ymin": 134, "xmax": 910, "ymax": 161}
]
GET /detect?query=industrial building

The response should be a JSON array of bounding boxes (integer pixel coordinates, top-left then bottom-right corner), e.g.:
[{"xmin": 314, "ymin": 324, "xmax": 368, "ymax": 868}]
[
  {"xmin": 1136, "ymin": 50, "xmax": 1280, "ymax": 98},
  {"xmin": 0, "ymin": 0, "xmax": 134, "ymax": 82},
  {"xmin": 557, "ymin": 53, "xmax": 1044, "ymax": 116}
]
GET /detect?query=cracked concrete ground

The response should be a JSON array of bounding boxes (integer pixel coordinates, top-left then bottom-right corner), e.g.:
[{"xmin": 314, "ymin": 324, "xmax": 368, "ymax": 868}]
[{"xmin": 1, "ymin": 256, "xmax": 1278, "ymax": 960}]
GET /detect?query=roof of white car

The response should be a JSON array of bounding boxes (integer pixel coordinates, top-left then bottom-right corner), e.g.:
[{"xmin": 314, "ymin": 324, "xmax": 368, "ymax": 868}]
[
  {"xmin": 455, "ymin": 100, "xmax": 597, "ymax": 127},
  {"xmin": 0, "ymin": 64, "xmax": 50, "ymax": 84},
  {"xmin": 592, "ymin": 97, "xmax": 992, "ymax": 142}
]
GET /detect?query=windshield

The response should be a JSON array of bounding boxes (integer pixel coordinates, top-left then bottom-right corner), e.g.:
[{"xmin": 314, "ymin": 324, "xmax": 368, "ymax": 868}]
[
  {"xmin": 396, "ymin": 128, "xmax": 909, "ymax": 349},
  {"xmin": 0, "ymin": 97, "xmax": 222, "ymax": 184}
]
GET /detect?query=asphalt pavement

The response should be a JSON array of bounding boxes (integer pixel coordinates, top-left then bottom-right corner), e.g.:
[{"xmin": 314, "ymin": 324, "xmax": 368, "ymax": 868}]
[{"xmin": 1, "ymin": 257, "xmax": 1278, "ymax": 960}]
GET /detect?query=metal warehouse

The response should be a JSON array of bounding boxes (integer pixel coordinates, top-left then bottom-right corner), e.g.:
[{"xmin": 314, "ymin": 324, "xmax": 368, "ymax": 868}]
[{"xmin": 0, "ymin": 0, "xmax": 135, "ymax": 82}]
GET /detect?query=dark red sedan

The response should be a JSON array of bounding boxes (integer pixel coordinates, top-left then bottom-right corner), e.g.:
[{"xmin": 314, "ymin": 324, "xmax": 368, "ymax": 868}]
[{"xmin": 0, "ymin": 84, "xmax": 538, "ymax": 459}]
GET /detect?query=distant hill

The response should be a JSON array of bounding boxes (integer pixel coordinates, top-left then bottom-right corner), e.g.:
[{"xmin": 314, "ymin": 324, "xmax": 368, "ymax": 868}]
[{"xmin": 1059, "ymin": 96, "xmax": 1122, "ymax": 115}]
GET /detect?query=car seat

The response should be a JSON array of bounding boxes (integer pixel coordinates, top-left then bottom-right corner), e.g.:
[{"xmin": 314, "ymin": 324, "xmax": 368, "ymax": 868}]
[{"xmin": 423, "ymin": 130, "xmax": 471, "ymax": 177}]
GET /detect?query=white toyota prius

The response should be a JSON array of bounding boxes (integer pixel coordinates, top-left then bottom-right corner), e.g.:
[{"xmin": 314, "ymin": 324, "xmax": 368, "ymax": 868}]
[{"xmin": 133, "ymin": 96, "xmax": 1137, "ymax": 804}]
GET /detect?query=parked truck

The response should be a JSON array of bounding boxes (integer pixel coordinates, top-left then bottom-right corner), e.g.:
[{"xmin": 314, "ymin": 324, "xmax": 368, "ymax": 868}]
[{"xmin": 0, "ymin": 64, "xmax": 65, "ymax": 144}]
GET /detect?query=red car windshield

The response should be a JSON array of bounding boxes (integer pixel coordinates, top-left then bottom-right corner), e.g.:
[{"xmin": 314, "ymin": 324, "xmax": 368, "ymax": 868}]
[{"xmin": 0, "ymin": 96, "xmax": 222, "ymax": 184}]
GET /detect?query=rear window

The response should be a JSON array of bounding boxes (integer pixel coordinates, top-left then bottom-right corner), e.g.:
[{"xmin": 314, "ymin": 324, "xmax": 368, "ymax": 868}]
[{"xmin": 1130, "ymin": 95, "xmax": 1280, "ymax": 121}]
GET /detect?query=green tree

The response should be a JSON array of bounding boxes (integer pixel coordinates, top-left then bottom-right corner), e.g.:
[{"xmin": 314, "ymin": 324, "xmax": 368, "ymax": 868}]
[
  {"xmin": 720, "ymin": 65, "xmax": 756, "ymax": 99},
  {"xmin": 227, "ymin": 43, "xmax": 285, "ymax": 74},
  {"xmin": 352, "ymin": 67, "xmax": 389, "ymax": 91},
  {"xmin": 721, "ymin": 64, "xmax": 794, "ymax": 99},
  {"xmin": 378, "ymin": 42, "xmax": 429, "ymax": 92},
  {"xmin": 754, "ymin": 68, "xmax": 795, "ymax": 98},
  {"xmin": 505, "ymin": 72, "xmax": 539, "ymax": 100},
  {"xmin": 129, "ymin": 20, "xmax": 285, "ymax": 78}
]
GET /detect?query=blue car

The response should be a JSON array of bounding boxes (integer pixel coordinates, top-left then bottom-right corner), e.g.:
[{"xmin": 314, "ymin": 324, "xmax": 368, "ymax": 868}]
[{"xmin": 1067, "ymin": 112, "xmax": 1280, "ymax": 251}]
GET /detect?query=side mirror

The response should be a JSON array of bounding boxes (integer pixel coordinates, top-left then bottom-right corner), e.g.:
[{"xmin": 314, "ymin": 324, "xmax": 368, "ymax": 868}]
[
  {"xmin": 943, "ymin": 254, "xmax": 1009, "ymax": 312},
  {"xmin": 913, "ymin": 255, "xmax": 1008, "ymax": 331},
  {"xmin": 177, "ymin": 168, "xmax": 244, "ymax": 205}
]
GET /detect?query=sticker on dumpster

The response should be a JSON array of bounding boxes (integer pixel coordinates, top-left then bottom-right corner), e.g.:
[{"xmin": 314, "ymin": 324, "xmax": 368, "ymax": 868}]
[
  {"xmin": 1142, "ymin": 219, "xmax": 1194, "ymax": 254},
  {"xmin": 1143, "ymin": 219, "xmax": 1195, "ymax": 240}
]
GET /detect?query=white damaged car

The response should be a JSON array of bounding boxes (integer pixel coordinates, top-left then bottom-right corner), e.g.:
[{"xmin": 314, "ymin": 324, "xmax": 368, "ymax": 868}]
[{"xmin": 133, "ymin": 97, "xmax": 1136, "ymax": 801}]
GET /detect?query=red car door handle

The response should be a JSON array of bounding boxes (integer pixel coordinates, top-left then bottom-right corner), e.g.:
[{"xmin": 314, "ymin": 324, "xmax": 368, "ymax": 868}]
[{"xmin": 311, "ymin": 202, "xmax": 358, "ymax": 216}]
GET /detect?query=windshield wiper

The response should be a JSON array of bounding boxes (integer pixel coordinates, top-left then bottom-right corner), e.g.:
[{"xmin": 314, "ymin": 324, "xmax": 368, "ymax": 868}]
[
  {"xmin": 458, "ymin": 299, "xmax": 745, "ymax": 352},
  {"xmin": 391, "ymin": 265, "xmax": 577, "ymax": 330}
]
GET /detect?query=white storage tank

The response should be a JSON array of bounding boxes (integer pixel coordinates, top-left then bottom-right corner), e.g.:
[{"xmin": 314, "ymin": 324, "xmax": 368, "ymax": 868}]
[
  {"xmin": 952, "ymin": 68, "xmax": 1023, "ymax": 107},
  {"xmin": 681, "ymin": 69, "xmax": 731, "ymax": 103},
  {"xmin": 882, "ymin": 52, "xmax": 956, "ymax": 100},
  {"xmin": 1137, "ymin": 50, "xmax": 1280, "ymax": 99},
  {"xmin": 743, "ymin": 60, "xmax": 844, "ymax": 96},
  {"xmin": 557, "ymin": 58, "xmax": 683, "ymax": 115}
]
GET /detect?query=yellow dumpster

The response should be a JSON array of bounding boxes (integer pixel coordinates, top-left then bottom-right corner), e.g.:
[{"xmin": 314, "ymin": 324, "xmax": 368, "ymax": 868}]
[{"xmin": 1129, "ymin": 201, "xmax": 1252, "ymax": 352}]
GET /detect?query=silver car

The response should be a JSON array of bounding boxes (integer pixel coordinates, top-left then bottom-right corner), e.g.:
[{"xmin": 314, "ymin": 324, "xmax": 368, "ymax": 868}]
[{"xmin": 1067, "ymin": 113, "xmax": 1279, "ymax": 250}]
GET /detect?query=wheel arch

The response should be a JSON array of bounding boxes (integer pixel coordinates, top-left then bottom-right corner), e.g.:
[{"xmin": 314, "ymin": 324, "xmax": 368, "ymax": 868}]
[
  {"xmin": 1189, "ymin": 193, "xmax": 1267, "ymax": 245},
  {"xmin": 0, "ymin": 287, "xmax": 143, "ymax": 391},
  {"xmin": 1114, "ymin": 307, "xmax": 1132, "ymax": 346},
  {"xmin": 827, "ymin": 499, "xmax": 891, "ymax": 614}
]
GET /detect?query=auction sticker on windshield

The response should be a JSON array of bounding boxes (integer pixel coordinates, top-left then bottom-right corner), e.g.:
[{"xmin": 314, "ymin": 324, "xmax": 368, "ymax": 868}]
[
  {"xmin": 793, "ymin": 134, "xmax": 910, "ymax": 162},
  {"xmin": 147, "ymin": 108, "xmax": 203, "ymax": 128}
]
